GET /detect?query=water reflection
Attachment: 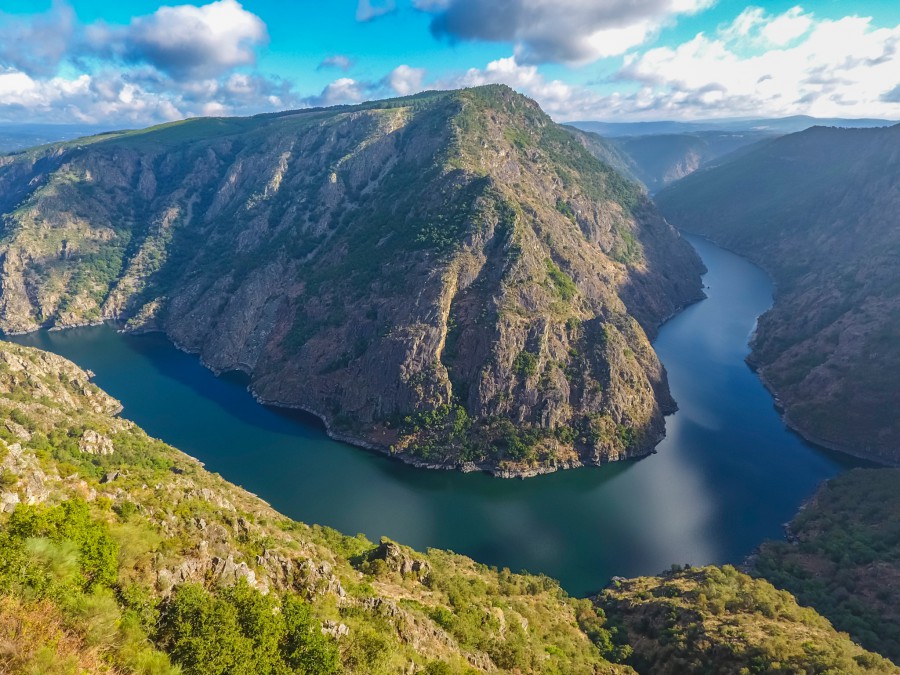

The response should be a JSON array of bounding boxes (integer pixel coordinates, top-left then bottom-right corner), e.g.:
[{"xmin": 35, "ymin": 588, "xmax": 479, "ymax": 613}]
[{"xmin": 6, "ymin": 235, "xmax": 857, "ymax": 596}]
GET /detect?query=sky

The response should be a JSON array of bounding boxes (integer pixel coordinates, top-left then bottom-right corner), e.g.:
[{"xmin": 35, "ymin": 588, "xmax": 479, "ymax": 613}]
[{"xmin": 1, "ymin": 0, "xmax": 899, "ymax": 126}]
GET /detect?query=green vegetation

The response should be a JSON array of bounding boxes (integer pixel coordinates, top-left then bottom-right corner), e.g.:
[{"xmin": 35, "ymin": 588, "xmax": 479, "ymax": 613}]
[
  {"xmin": 545, "ymin": 259, "xmax": 578, "ymax": 301},
  {"xmin": 514, "ymin": 350, "xmax": 539, "ymax": 377},
  {"xmin": 157, "ymin": 582, "xmax": 339, "ymax": 675},
  {"xmin": 599, "ymin": 565, "xmax": 899, "ymax": 674},
  {"xmin": 754, "ymin": 469, "xmax": 900, "ymax": 662},
  {"xmin": 0, "ymin": 340, "xmax": 627, "ymax": 673},
  {"xmin": 0, "ymin": 499, "xmax": 178, "ymax": 673}
]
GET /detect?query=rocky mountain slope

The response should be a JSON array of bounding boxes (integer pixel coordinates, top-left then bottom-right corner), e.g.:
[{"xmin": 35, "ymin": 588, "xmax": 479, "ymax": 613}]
[
  {"xmin": 0, "ymin": 85, "xmax": 703, "ymax": 476},
  {"xmin": 0, "ymin": 339, "xmax": 629, "ymax": 674},
  {"xmin": 656, "ymin": 124, "xmax": 900, "ymax": 464},
  {"xmin": 1, "ymin": 339, "xmax": 896, "ymax": 674}
]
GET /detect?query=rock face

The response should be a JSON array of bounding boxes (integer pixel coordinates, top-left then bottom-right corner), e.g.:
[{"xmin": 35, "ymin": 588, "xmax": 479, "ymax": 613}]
[
  {"xmin": 657, "ymin": 124, "xmax": 900, "ymax": 465},
  {"xmin": 0, "ymin": 85, "xmax": 703, "ymax": 474},
  {"xmin": 79, "ymin": 429, "xmax": 114, "ymax": 455}
]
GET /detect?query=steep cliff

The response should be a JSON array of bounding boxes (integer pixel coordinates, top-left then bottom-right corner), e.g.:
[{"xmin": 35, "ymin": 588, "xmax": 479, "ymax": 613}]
[
  {"xmin": 0, "ymin": 85, "xmax": 703, "ymax": 475},
  {"xmin": 656, "ymin": 124, "xmax": 900, "ymax": 464}
]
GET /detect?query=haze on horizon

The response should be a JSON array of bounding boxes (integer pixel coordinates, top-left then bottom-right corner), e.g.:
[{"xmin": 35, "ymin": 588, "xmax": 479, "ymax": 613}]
[{"xmin": 0, "ymin": 0, "xmax": 899, "ymax": 128}]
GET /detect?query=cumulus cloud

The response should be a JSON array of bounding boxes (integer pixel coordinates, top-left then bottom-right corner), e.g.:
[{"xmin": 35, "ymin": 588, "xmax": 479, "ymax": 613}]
[
  {"xmin": 356, "ymin": 0, "xmax": 396, "ymax": 22},
  {"xmin": 384, "ymin": 65, "xmax": 426, "ymax": 95},
  {"xmin": 318, "ymin": 55, "xmax": 356, "ymax": 71},
  {"xmin": 409, "ymin": 8, "xmax": 900, "ymax": 122},
  {"xmin": 416, "ymin": 0, "xmax": 715, "ymax": 64},
  {"xmin": 0, "ymin": 0, "xmax": 289, "ymax": 125},
  {"xmin": 615, "ymin": 8, "xmax": 900, "ymax": 119},
  {"xmin": 88, "ymin": 0, "xmax": 268, "ymax": 80}
]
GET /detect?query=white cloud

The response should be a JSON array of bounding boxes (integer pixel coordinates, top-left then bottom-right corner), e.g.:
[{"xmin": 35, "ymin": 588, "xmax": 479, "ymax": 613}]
[
  {"xmin": 312, "ymin": 78, "xmax": 369, "ymax": 107},
  {"xmin": 0, "ymin": 67, "xmax": 185, "ymax": 124},
  {"xmin": 88, "ymin": 0, "xmax": 267, "ymax": 80},
  {"xmin": 616, "ymin": 10, "xmax": 900, "ymax": 118},
  {"xmin": 385, "ymin": 65, "xmax": 427, "ymax": 96},
  {"xmin": 0, "ymin": 1, "xmax": 76, "ymax": 76},
  {"xmin": 0, "ymin": 1, "xmax": 288, "ymax": 124},
  {"xmin": 719, "ymin": 6, "xmax": 813, "ymax": 47},
  {"xmin": 417, "ymin": 0, "xmax": 716, "ymax": 64},
  {"xmin": 318, "ymin": 55, "xmax": 356, "ymax": 71}
]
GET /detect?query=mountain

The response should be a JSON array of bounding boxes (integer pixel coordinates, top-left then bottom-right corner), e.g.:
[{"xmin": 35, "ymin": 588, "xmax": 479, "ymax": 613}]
[
  {"xmin": 607, "ymin": 131, "xmax": 775, "ymax": 192},
  {"xmin": 2, "ymin": 338, "xmax": 896, "ymax": 673},
  {"xmin": 656, "ymin": 124, "xmax": 900, "ymax": 464},
  {"xmin": 0, "ymin": 85, "xmax": 704, "ymax": 477},
  {"xmin": 571, "ymin": 115, "xmax": 897, "ymax": 138}
]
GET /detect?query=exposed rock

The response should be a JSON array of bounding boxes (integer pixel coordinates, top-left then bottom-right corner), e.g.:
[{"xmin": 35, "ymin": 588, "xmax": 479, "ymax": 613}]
[
  {"xmin": 297, "ymin": 559, "xmax": 346, "ymax": 599},
  {"xmin": 78, "ymin": 430, "xmax": 114, "ymax": 456},
  {"xmin": 0, "ymin": 491, "xmax": 19, "ymax": 513},
  {"xmin": 321, "ymin": 620, "xmax": 350, "ymax": 640},
  {"xmin": 371, "ymin": 539, "xmax": 431, "ymax": 579}
]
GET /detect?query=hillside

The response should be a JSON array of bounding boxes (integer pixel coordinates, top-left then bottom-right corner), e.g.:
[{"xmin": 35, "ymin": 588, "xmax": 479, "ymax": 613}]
[
  {"xmin": 597, "ymin": 565, "xmax": 898, "ymax": 674},
  {"xmin": 1, "ymin": 339, "xmax": 896, "ymax": 674},
  {"xmin": 656, "ymin": 124, "xmax": 900, "ymax": 464},
  {"xmin": 0, "ymin": 339, "xmax": 628, "ymax": 674},
  {"xmin": 0, "ymin": 85, "xmax": 704, "ymax": 477},
  {"xmin": 753, "ymin": 468, "xmax": 900, "ymax": 663}
]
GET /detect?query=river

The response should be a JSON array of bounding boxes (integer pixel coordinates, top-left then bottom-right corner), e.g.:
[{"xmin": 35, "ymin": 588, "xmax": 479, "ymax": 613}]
[{"xmin": 6, "ymin": 235, "xmax": 855, "ymax": 597}]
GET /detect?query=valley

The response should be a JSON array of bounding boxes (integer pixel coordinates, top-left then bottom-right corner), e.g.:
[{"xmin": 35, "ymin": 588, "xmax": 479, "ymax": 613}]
[
  {"xmin": 656, "ymin": 124, "xmax": 900, "ymax": 464},
  {"xmin": 0, "ymin": 87, "xmax": 898, "ymax": 673},
  {"xmin": 7, "ymin": 235, "xmax": 849, "ymax": 598},
  {"xmin": 2, "ymin": 0, "xmax": 900, "ymax": 671}
]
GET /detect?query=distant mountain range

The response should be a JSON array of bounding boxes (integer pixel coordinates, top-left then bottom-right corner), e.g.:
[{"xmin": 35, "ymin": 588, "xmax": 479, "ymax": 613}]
[
  {"xmin": 0, "ymin": 123, "xmax": 113, "ymax": 153},
  {"xmin": 570, "ymin": 115, "xmax": 898, "ymax": 137},
  {"xmin": 569, "ymin": 116, "xmax": 897, "ymax": 193}
]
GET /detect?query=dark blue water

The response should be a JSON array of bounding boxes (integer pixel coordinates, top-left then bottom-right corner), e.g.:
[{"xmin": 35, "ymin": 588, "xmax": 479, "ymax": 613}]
[{"xmin": 7, "ymin": 236, "xmax": 853, "ymax": 596}]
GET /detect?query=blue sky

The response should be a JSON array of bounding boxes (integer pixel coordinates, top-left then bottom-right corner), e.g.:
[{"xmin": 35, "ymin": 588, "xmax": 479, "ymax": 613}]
[{"xmin": 1, "ymin": 0, "xmax": 899, "ymax": 125}]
